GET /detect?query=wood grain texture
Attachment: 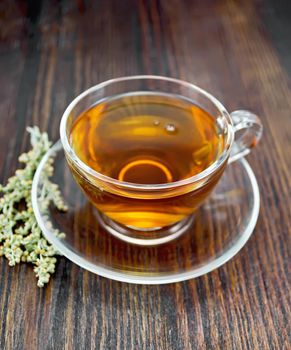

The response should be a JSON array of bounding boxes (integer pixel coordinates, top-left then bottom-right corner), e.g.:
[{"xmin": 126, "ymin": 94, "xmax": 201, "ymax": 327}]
[{"xmin": 0, "ymin": 0, "xmax": 290, "ymax": 349}]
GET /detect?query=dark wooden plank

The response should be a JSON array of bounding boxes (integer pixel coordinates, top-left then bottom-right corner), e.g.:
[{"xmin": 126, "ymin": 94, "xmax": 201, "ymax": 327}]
[{"xmin": 0, "ymin": 0, "xmax": 290, "ymax": 349}]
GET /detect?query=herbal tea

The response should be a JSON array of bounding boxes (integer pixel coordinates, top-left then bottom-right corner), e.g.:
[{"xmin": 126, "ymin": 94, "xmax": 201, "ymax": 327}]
[{"xmin": 69, "ymin": 93, "xmax": 225, "ymax": 229}]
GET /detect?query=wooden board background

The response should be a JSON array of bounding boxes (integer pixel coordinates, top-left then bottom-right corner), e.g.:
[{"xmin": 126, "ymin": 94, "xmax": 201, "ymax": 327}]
[{"xmin": 0, "ymin": 0, "xmax": 290, "ymax": 349}]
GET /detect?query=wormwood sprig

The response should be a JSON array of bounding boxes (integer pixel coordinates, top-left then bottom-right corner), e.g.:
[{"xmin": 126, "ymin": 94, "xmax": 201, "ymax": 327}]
[{"xmin": 0, "ymin": 126, "xmax": 67, "ymax": 287}]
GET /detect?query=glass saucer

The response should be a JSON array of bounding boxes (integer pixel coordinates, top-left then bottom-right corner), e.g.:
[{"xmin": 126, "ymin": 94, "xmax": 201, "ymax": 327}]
[{"xmin": 31, "ymin": 141, "xmax": 260, "ymax": 284}]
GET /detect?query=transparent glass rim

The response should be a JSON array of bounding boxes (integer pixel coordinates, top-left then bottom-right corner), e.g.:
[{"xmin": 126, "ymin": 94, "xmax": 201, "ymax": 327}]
[
  {"xmin": 60, "ymin": 75, "xmax": 234, "ymax": 190},
  {"xmin": 31, "ymin": 141, "xmax": 260, "ymax": 284}
]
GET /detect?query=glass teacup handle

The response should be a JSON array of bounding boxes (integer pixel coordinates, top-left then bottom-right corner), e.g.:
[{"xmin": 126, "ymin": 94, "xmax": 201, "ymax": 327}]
[{"xmin": 228, "ymin": 110, "xmax": 263, "ymax": 163}]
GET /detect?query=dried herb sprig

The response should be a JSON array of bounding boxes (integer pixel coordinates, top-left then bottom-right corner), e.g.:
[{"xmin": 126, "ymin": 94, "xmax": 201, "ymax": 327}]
[{"xmin": 0, "ymin": 126, "xmax": 67, "ymax": 287}]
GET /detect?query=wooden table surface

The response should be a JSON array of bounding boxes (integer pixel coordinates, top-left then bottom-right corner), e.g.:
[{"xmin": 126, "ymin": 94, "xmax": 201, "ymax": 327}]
[{"xmin": 0, "ymin": 1, "xmax": 290, "ymax": 349}]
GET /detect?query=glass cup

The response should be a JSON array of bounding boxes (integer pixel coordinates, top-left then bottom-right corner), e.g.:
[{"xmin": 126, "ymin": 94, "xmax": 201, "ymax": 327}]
[{"xmin": 60, "ymin": 76, "xmax": 262, "ymax": 245}]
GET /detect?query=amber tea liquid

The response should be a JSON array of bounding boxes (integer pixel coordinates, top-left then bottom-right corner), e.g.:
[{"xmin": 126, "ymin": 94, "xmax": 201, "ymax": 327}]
[{"xmin": 69, "ymin": 93, "xmax": 225, "ymax": 229}]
